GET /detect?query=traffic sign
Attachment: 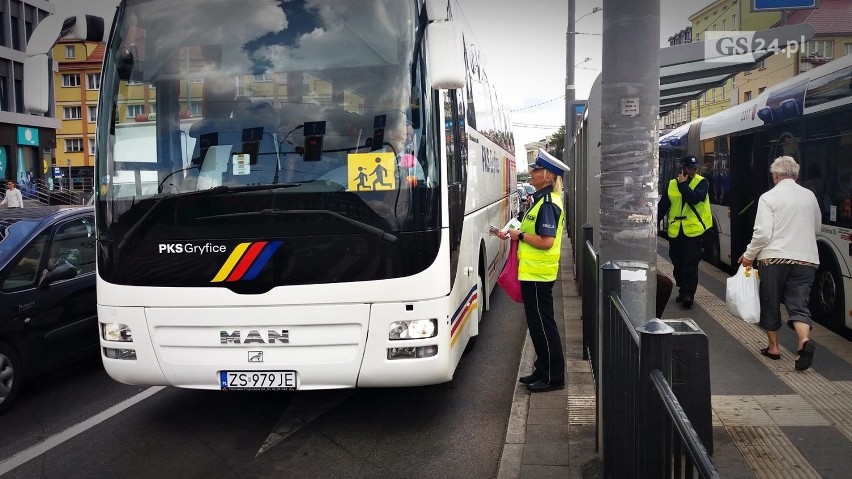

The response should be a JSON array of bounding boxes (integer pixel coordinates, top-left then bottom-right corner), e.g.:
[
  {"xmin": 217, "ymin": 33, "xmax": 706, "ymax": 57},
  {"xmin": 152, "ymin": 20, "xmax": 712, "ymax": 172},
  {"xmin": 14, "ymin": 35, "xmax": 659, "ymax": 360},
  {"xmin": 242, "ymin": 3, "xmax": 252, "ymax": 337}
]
[{"xmin": 753, "ymin": 0, "xmax": 818, "ymax": 12}]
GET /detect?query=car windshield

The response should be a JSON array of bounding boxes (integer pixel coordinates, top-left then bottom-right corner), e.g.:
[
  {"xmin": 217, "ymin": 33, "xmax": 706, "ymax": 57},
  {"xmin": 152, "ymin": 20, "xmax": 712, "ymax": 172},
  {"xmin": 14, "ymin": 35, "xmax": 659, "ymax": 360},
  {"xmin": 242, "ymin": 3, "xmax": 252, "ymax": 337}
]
[{"xmin": 0, "ymin": 220, "xmax": 38, "ymax": 263}]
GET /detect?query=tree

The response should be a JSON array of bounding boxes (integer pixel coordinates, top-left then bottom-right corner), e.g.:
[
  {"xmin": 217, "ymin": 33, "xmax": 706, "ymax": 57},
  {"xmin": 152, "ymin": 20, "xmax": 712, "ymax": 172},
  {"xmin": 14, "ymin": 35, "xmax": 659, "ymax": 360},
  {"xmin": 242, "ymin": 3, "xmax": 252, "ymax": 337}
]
[{"xmin": 547, "ymin": 125, "xmax": 566, "ymax": 161}]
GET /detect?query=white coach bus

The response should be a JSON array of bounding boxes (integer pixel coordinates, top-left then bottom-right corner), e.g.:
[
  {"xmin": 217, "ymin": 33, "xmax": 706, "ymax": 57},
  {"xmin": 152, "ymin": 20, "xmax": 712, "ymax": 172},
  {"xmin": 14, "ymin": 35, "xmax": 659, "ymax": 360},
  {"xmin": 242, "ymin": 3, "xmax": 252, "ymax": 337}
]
[
  {"xmin": 658, "ymin": 53, "xmax": 852, "ymax": 332},
  {"xmin": 31, "ymin": 0, "xmax": 519, "ymax": 390}
]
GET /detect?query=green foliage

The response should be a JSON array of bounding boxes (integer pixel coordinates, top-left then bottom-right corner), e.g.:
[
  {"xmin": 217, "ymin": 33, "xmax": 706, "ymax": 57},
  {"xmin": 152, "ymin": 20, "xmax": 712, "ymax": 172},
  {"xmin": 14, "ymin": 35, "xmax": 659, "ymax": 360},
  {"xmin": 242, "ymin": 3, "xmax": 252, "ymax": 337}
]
[{"xmin": 547, "ymin": 125, "xmax": 566, "ymax": 161}]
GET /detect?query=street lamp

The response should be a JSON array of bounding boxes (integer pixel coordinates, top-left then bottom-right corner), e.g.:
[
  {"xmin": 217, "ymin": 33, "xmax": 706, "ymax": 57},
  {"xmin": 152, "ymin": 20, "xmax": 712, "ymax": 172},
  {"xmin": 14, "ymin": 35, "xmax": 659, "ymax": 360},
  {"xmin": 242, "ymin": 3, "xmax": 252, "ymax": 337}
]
[
  {"xmin": 576, "ymin": 7, "xmax": 602, "ymax": 24},
  {"xmin": 566, "ymin": 4, "xmax": 602, "ymax": 146}
]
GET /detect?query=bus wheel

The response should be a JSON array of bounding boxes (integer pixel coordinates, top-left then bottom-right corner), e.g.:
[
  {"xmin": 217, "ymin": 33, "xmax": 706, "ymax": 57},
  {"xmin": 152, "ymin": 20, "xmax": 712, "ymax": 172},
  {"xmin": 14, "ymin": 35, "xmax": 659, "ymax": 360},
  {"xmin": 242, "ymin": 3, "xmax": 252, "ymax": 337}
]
[
  {"xmin": 810, "ymin": 249, "xmax": 845, "ymax": 330},
  {"xmin": 0, "ymin": 341, "xmax": 23, "ymax": 415},
  {"xmin": 703, "ymin": 229, "xmax": 720, "ymax": 267}
]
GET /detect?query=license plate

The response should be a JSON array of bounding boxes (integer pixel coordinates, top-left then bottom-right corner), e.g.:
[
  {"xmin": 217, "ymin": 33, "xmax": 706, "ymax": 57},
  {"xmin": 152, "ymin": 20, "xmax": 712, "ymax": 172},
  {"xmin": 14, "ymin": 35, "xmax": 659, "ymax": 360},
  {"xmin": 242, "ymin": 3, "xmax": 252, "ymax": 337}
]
[{"xmin": 220, "ymin": 371, "xmax": 297, "ymax": 390}]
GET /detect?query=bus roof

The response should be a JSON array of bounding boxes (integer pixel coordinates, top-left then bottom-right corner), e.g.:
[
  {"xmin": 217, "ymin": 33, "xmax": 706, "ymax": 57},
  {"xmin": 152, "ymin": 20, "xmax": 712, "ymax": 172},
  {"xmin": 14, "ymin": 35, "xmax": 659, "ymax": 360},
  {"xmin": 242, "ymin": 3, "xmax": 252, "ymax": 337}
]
[{"xmin": 698, "ymin": 53, "xmax": 852, "ymax": 141}]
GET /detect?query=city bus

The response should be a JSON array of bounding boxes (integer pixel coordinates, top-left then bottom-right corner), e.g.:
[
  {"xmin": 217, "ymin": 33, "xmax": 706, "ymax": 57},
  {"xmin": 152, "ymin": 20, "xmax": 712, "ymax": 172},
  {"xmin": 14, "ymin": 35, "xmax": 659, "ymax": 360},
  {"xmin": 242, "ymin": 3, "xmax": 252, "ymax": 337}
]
[
  {"xmin": 658, "ymin": 53, "xmax": 852, "ymax": 332},
  {"xmin": 30, "ymin": 0, "xmax": 519, "ymax": 390}
]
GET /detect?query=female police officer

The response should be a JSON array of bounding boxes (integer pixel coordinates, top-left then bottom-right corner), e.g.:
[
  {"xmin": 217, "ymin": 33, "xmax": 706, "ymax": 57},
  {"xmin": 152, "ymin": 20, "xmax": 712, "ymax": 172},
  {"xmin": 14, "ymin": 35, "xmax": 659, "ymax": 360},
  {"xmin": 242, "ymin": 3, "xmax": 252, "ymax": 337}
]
[{"xmin": 497, "ymin": 149, "xmax": 567, "ymax": 392}]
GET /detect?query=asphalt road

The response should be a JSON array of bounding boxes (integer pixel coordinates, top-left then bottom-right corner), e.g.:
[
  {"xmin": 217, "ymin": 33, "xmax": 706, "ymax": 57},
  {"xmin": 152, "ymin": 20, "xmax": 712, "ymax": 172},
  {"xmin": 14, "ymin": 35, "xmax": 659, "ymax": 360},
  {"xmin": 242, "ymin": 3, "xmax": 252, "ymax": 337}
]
[{"xmin": 0, "ymin": 289, "xmax": 527, "ymax": 479}]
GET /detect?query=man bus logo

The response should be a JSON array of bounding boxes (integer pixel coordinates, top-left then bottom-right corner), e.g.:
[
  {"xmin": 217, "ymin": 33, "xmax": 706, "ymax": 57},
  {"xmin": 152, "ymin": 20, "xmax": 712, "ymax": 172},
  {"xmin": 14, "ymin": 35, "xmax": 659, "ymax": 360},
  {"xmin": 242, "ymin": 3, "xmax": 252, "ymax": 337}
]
[
  {"xmin": 220, "ymin": 330, "xmax": 290, "ymax": 344},
  {"xmin": 211, "ymin": 241, "xmax": 283, "ymax": 282}
]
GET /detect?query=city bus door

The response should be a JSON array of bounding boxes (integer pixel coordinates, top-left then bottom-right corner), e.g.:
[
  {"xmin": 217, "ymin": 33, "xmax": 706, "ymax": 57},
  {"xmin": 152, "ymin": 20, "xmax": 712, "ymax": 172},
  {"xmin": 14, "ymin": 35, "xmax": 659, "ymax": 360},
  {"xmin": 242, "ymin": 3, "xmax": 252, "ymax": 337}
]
[{"xmin": 729, "ymin": 133, "xmax": 762, "ymax": 264}]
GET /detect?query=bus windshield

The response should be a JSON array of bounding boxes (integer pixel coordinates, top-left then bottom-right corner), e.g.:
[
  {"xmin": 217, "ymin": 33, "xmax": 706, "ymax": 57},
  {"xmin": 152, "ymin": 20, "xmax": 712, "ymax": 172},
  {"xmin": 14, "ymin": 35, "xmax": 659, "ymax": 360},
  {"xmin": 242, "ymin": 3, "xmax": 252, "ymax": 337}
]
[{"xmin": 96, "ymin": 0, "xmax": 441, "ymax": 288}]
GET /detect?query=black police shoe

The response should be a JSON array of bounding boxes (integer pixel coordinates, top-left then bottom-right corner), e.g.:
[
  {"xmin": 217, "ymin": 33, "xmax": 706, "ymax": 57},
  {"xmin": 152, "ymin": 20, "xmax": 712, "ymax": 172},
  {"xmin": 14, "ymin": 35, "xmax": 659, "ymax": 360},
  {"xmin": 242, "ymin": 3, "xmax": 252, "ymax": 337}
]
[
  {"xmin": 682, "ymin": 294, "xmax": 694, "ymax": 308},
  {"xmin": 675, "ymin": 292, "xmax": 686, "ymax": 303},
  {"xmin": 526, "ymin": 380, "xmax": 565, "ymax": 393},
  {"xmin": 518, "ymin": 374, "xmax": 540, "ymax": 385}
]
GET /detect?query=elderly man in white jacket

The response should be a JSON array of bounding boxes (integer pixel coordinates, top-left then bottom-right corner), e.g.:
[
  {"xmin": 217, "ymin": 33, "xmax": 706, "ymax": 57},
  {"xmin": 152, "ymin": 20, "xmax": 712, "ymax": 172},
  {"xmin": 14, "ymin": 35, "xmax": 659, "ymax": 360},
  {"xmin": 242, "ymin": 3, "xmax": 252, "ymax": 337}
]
[{"xmin": 738, "ymin": 156, "xmax": 821, "ymax": 371}]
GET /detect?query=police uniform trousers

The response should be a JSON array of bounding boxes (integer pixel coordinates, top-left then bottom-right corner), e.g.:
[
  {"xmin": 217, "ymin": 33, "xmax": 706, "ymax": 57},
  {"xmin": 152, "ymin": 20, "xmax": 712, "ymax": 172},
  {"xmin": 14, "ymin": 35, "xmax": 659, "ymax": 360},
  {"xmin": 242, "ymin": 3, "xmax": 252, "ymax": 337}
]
[
  {"xmin": 668, "ymin": 229, "xmax": 704, "ymax": 296},
  {"xmin": 520, "ymin": 280, "xmax": 565, "ymax": 385}
]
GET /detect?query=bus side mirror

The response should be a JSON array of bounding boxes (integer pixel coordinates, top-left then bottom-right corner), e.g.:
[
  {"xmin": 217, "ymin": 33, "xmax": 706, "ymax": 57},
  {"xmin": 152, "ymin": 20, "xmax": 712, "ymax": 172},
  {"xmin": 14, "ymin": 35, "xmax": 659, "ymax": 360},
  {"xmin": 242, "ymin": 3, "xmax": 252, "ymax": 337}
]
[
  {"xmin": 24, "ymin": 54, "xmax": 50, "ymax": 114},
  {"xmin": 426, "ymin": 21, "xmax": 465, "ymax": 90}
]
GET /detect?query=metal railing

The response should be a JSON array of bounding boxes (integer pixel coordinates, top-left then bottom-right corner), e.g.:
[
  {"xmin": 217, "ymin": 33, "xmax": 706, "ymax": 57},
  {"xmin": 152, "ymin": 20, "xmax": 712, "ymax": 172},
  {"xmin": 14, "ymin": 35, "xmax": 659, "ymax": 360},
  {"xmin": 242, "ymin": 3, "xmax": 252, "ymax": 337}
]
[
  {"xmin": 581, "ymin": 224, "xmax": 718, "ymax": 479},
  {"xmin": 12, "ymin": 178, "xmax": 93, "ymax": 206}
]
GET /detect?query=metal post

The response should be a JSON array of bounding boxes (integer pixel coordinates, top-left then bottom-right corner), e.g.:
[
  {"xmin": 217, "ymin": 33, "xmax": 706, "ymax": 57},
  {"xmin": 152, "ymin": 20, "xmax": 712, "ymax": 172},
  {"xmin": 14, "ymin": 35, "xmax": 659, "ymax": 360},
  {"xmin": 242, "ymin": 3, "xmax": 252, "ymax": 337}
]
[
  {"xmin": 599, "ymin": 0, "xmax": 660, "ymax": 322},
  {"xmin": 580, "ymin": 223, "xmax": 593, "ymax": 360},
  {"xmin": 599, "ymin": 261, "xmax": 621, "ymax": 467},
  {"xmin": 637, "ymin": 318, "xmax": 674, "ymax": 478}
]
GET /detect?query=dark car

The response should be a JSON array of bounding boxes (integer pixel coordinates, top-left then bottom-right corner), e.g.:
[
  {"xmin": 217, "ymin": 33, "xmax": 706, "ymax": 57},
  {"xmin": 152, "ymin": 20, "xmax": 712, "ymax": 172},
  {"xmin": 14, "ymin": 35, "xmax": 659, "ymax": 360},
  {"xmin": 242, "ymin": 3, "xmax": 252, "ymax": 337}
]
[{"xmin": 0, "ymin": 206, "xmax": 97, "ymax": 414}]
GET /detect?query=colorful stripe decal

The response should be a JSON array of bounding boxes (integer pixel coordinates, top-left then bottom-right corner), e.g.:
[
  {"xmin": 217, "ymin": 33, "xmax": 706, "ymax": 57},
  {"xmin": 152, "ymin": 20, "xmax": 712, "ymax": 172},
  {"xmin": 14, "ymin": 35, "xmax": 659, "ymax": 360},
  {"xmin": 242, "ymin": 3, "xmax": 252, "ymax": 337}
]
[
  {"xmin": 450, "ymin": 285, "xmax": 479, "ymax": 348},
  {"xmin": 211, "ymin": 241, "xmax": 282, "ymax": 282},
  {"xmin": 243, "ymin": 241, "xmax": 283, "ymax": 280},
  {"xmin": 227, "ymin": 242, "xmax": 269, "ymax": 281}
]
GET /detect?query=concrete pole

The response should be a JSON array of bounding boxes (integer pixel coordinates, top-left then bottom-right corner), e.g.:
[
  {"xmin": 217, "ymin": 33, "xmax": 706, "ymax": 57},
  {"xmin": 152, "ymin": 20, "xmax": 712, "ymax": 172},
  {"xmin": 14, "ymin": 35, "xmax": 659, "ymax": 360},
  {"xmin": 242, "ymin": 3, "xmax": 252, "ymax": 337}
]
[
  {"xmin": 599, "ymin": 0, "xmax": 660, "ymax": 324},
  {"xmin": 565, "ymin": 0, "xmax": 575, "ymax": 155}
]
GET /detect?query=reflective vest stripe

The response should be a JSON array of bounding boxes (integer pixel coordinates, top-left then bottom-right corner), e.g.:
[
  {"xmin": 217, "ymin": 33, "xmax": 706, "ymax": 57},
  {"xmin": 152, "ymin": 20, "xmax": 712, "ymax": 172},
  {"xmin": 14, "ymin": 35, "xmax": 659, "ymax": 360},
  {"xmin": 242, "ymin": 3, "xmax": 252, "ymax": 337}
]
[
  {"xmin": 518, "ymin": 193, "xmax": 564, "ymax": 282},
  {"xmin": 666, "ymin": 175, "xmax": 712, "ymax": 238}
]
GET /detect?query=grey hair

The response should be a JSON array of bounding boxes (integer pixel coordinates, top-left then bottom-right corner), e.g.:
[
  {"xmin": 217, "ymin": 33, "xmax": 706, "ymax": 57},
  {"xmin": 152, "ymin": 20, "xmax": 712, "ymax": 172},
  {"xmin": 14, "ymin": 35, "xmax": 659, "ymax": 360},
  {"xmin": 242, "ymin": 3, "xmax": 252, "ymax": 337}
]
[{"xmin": 770, "ymin": 156, "xmax": 799, "ymax": 178}]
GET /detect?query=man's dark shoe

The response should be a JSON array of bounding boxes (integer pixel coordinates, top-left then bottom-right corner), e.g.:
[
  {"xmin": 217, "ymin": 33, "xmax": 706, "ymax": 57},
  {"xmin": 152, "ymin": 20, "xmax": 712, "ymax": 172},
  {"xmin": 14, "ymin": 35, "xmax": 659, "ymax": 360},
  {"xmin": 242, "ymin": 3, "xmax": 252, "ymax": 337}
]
[
  {"xmin": 526, "ymin": 380, "xmax": 565, "ymax": 393},
  {"xmin": 682, "ymin": 294, "xmax": 694, "ymax": 308},
  {"xmin": 675, "ymin": 292, "xmax": 685, "ymax": 303},
  {"xmin": 518, "ymin": 374, "xmax": 540, "ymax": 385}
]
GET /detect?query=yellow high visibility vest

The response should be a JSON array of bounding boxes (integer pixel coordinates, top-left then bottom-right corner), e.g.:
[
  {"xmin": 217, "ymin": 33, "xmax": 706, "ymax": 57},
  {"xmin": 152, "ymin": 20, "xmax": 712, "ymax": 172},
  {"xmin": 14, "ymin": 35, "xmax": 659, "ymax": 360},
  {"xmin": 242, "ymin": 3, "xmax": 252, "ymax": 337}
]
[
  {"xmin": 666, "ymin": 174, "xmax": 712, "ymax": 238},
  {"xmin": 518, "ymin": 192, "xmax": 564, "ymax": 282}
]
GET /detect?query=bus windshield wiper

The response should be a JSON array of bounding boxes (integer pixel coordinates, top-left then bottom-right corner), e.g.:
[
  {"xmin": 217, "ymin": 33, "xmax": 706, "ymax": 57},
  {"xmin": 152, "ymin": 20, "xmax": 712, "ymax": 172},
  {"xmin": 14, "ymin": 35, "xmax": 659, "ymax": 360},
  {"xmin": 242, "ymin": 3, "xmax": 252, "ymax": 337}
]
[
  {"xmin": 196, "ymin": 209, "xmax": 398, "ymax": 244},
  {"xmin": 116, "ymin": 183, "xmax": 302, "ymax": 251}
]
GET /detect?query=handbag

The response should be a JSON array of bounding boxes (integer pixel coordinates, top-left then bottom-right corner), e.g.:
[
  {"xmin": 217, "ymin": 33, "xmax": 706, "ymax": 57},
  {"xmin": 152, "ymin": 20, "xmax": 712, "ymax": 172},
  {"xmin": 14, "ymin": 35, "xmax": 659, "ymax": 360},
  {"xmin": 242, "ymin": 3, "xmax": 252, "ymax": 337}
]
[
  {"xmin": 497, "ymin": 240, "xmax": 523, "ymax": 303},
  {"xmin": 725, "ymin": 264, "xmax": 760, "ymax": 323}
]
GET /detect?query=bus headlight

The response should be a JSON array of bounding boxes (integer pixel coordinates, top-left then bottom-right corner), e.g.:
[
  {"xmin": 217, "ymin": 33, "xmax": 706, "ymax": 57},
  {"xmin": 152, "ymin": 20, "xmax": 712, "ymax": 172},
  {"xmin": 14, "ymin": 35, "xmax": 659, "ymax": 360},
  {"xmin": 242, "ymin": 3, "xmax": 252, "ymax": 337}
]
[
  {"xmin": 102, "ymin": 323, "xmax": 133, "ymax": 342},
  {"xmin": 388, "ymin": 319, "xmax": 437, "ymax": 340}
]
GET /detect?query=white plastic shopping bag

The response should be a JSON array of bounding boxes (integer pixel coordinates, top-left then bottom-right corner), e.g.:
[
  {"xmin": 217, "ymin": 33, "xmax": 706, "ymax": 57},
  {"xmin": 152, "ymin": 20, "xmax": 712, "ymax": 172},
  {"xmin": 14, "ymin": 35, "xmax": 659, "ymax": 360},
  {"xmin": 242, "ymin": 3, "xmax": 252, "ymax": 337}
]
[{"xmin": 726, "ymin": 265, "xmax": 760, "ymax": 323}]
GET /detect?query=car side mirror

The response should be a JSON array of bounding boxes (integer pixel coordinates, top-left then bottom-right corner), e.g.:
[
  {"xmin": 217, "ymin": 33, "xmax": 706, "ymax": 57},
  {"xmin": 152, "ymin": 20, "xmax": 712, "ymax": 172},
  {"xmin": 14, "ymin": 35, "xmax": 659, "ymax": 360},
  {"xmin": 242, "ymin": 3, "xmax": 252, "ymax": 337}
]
[{"xmin": 38, "ymin": 263, "xmax": 77, "ymax": 289}]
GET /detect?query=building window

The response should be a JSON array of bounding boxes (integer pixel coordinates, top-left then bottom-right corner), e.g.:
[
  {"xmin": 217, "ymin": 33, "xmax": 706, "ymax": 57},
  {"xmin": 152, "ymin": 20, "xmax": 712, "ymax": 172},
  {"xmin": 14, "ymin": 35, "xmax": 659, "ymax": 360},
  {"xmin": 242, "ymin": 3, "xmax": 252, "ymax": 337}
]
[
  {"xmin": 88, "ymin": 138, "xmax": 96, "ymax": 155},
  {"xmin": 66, "ymin": 45, "xmax": 75, "ymax": 59},
  {"xmin": 0, "ymin": 74, "xmax": 7, "ymax": 111},
  {"xmin": 190, "ymin": 103, "xmax": 202, "ymax": 117},
  {"xmin": 88, "ymin": 105, "xmax": 97, "ymax": 122},
  {"xmin": 758, "ymin": 87, "xmax": 766, "ymax": 95},
  {"xmin": 845, "ymin": 43, "xmax": 852, "ymax": 56},
  {"xmin": 235, "ymin": 76, "xmax": 244, "ymax": 97},
  {"xmin": 731, "ymin": 14, "xmax": 736, "ymax": 30},
  {"xmin": 64, "ymin": 106, "xmax": 82, "ymax": 119},
  {"xmin": 126, "ymin": 104, "xmax": 145, "ymax": 118},
  {"xmin": 65, "ymin": 138, "xmax": 83, "ymax": 152},
  {"xmin": 254, "ymin": 73, "xmax": 271, "ymax": 82},
  {"xmin": 87, "ymin": 73, "xmax": 101, "ymax": 90},
  {"xmin": 744, "ymin": 91, "xmax": 752, "ymax": 102},
  {"xmin": 62, "ymin": 74, "xmax": 81, "ymax": 87},
  {"xmin": 11, "ymin": 15, "xmax": 20, "ymax": 51}
]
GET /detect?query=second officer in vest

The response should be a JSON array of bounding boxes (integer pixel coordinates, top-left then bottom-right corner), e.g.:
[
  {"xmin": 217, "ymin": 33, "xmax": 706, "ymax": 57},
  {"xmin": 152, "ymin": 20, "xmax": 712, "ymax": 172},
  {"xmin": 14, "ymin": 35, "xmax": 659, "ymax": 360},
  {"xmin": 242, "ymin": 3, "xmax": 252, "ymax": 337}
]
[
  {"xmin": 499, "ymin": 149, "xmax": 566, "ymax": 392},
  {"xmin": 658, "ymin": 155, "xmax": 712, "ymax": 309}
]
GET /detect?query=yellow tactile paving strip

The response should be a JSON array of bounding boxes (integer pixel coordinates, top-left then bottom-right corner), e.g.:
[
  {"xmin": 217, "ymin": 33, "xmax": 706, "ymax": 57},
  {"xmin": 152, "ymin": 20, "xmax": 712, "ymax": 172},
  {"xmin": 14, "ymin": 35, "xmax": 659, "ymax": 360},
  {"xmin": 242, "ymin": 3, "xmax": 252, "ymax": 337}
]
[{"xmin": 658, "ymin": 256, "xmax": 852, "ymax": 476}]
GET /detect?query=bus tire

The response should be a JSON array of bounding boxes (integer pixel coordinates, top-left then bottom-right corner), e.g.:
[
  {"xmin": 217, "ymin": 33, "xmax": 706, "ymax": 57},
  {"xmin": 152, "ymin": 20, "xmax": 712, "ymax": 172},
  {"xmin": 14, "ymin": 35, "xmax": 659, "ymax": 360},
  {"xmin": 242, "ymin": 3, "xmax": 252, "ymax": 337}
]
[
  {"xmin": 0, "ymin": 341, "xmax": 23, "ymax": 415},
  {"xmin": 703, "ymin": 229, "xmax": 720, "ymax": 268},
  {"xmin": 810, "ymin": 246, "xmax": 845, "ymax": 330}
]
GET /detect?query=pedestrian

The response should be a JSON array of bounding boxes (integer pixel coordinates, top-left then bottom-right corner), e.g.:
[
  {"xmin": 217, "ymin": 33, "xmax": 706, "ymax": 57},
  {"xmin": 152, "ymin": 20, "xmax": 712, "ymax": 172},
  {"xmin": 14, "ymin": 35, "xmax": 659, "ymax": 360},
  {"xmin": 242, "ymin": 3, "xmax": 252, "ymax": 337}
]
[
  {"xmin": 496, "ymin": 149, "xmax": 567, "ymax": 393},
  {"xmin": 658, "ymin": 155, "xmax": 711, "ymax": 308},
  {"xmin": 1, "ymin": 180, "xmax": 23, "ymax": 208},
  {"xmin": 738, "ymin": 156, "xmax": 820, "ymax": 371}
]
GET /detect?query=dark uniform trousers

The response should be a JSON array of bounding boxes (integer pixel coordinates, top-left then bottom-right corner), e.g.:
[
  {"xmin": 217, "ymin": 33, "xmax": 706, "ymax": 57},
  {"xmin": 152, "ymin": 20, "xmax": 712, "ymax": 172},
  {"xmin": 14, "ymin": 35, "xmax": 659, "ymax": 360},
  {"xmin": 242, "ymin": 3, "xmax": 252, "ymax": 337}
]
[
  {"xmin": 668, "ymin": 231, "xmax": 704, "ymax": 296},
  {"xmin": 520, "ymin": 280, "xmax": 565, "ymax": 385}
]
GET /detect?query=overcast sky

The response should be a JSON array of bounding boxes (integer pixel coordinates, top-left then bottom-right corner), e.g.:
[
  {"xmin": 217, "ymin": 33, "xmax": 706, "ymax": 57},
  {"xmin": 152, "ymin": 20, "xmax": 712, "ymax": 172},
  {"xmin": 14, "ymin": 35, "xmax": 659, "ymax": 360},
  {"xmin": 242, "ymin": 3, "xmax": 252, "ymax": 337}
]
[{"xmin": 62, "ymin": 0, "xmax": 712, "ymax": 163}]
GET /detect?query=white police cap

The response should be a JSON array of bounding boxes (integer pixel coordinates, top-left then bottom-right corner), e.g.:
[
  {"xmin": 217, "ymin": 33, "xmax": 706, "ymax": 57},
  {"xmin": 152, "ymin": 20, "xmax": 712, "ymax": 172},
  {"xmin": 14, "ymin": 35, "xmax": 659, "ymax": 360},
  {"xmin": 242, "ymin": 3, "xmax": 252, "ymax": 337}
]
[{"xmin": 530, "ymin": 148, "xmax": 570, "ymax": 176}]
